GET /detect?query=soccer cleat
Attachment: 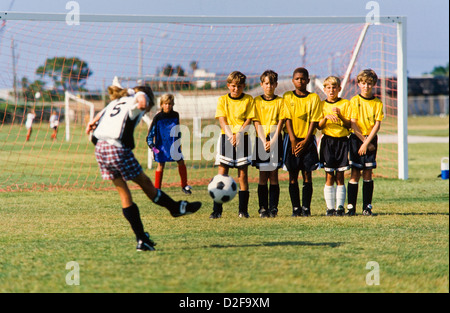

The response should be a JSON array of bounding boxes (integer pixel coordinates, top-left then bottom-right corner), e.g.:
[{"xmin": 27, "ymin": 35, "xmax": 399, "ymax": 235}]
[
  {"xmin": 136, "ymin": 232, "xmax": 156, "ymax": 251},
  {"xmin": 326, "ymin": 209, "xmax": 336, "ymax": 216},
  {"xmin": 182, "ymin": 185, "xmax": 192, "ymax": 195},
  {"xmin": 269, "ymin": 208, "xmax": 278, "ymax": 218},
  {"xmin": 291, "ymin": 207, "xmax": 302, "ymax": 217},
  {"xmin": 336, "ymin": 205, "xmax": 345, "ymax": 216},
  {"xmin": 259, "ymin": 208, "xmax": 270, "ymax": 218},
  {"xmin": 346, "ymin": 205, "xmax": 356, "ymax": 216},
  {"xmin": 209, "ymin": 211, "xmax": 222, "ymax": 219},
  {"xmin": 170, "ymin": 201, "xmax": 202, "ymax": 217},
  {"xmin": 362, "ymin": 204, "xmax": 373, "ymax": 216},
  {"xmin": 301, "ymin": 206, "xmax": 311, "ymax": 217},
  {"xmin": 238, "ymin": 211, "xmax": 250, "ymax": 218}
]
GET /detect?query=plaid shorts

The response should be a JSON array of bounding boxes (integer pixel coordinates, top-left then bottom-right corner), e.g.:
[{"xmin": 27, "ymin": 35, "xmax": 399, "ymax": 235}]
[{"xmin": 95, "ymin": 140, "xmax": 143, "ymax": 181}]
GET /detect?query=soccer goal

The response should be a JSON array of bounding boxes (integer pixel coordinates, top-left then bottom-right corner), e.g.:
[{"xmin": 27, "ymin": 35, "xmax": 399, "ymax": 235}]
[
  {"xmin": 64, "ymin": 91, "xmax": 95, "ymax": 142},
  {"xmin": 0, "ymin": 12, "xmax": 408, "ymax": 191}
]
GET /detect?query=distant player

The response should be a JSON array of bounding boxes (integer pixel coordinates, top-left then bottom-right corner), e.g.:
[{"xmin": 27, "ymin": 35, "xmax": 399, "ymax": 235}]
[
  {"xmin": 282, "ymin": 67, "xmax": 322, "ymax": 217},
  {"xmin": 252, "ymin": 70, "xmax": 284, "ymax": 218},
  {"xmin": 25, "ymin": 109, "xmax": 36, "ymax": 142},
  {"xmin": 347, "ymin": 69, "xmax": 384, "ymax": 216},
  {"xmin": 317, "ymin": 76, "xmax": 351, "ymax": 216},
  {"xmin": 147, "ymin": 94, "xmax": 192, "ymax": 195},
  {"xmin": 49, "ymin": 111, "xmax": 59, "ymax": 140},
  {"xmin": 211, "ymin": 71, "xmax": 255, "ymax": 219},
  {"xmin": 86, "ymin": 82, "xmax": 201, "ymax": 251}
]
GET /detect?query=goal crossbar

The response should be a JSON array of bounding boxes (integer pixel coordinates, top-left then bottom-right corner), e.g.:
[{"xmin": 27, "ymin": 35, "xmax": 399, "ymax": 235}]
[{"xmin": 1, "ymin": 12, "xmax": 405, "ymax": 25}]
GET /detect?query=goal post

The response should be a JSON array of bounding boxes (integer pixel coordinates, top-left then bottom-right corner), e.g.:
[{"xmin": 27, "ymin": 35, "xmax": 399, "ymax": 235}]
[
  {"xmin": 64, "ymin": 91, "xmax": 95, "ymax": 142},
  {"xmin": 0, "ymin": 12, "xmax": 408, "ymax": 191}
]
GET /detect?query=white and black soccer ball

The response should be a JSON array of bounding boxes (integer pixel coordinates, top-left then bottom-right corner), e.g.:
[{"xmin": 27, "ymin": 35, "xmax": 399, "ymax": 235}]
[{"xmin": 207, "ymin": 174, "xmax": 238, "ymax": 204}]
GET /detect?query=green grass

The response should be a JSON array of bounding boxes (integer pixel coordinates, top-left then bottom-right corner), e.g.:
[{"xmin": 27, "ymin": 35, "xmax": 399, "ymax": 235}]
[
  {"xmin": 0, "ymin": 116, "xmax": 448, "ymax": 293},
  {"xmin": 408, "ymin": 115, "xmax": 449, "ymax": 137},
  {"xmin": 0, "ymin": 142, "xmax": 448, "ymax": 293}
]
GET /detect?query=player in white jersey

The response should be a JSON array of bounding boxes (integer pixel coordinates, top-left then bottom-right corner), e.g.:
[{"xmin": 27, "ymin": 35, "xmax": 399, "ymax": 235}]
[
  {"xmin": 49, "ymin": 111, "xmax": 59, "ymax": 140},
  {"xmin": 86, "ymin": 82, "xmax": 201, "ymax": 251},
  {"xmin": 25, "ymin": 109, "xmax": 36, "ymax": 142}
]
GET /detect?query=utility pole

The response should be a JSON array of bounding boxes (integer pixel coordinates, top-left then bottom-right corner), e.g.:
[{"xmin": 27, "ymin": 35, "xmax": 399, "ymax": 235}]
[
  {"xmin": 299, "ymin": 36, "xmax": 306, "ymax": 66},
  {"xmin": 138, "ymin": 37, "xmax": 143, "ymax": 80},
  {"xmin": 11, "ymin": 38, "xmax": 18, "ymax": 101}
]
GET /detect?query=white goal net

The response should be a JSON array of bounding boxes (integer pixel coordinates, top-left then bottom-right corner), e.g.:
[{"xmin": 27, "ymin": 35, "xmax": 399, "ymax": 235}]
[{"xmin": 0, "ymin": 12, "xmax": 407, "ymax": 191}]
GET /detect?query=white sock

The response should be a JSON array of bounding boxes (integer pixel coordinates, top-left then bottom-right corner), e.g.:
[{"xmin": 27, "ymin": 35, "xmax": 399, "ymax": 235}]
[
  {"xmin": 336, "ymin": 185, "xmax": 346, "ymax": 208},
  {"xmin": 324, "ymin": 185, "xmax": 335, "ymax": 210}
]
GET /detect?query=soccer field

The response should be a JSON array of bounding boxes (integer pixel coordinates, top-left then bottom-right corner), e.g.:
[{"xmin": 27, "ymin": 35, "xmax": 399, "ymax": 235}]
[{"xmin": 0, "ymin": 120, "xmax": 448, "ymax": 293}]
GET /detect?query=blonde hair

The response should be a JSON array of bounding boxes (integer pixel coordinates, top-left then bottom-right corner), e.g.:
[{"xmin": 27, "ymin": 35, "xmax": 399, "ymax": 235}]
[
  {"xmin": 107, "ymin": 85, "xmax": 129, "ymax": 100},
  {"xmin": 323, "ymin": 76, "xmax": 341, "ymax": 88},
  {"xmin": 107, "ymin": 85, "xmax": 156, "ymax": 110},
  {"xmin": 159, "ymin": 94, "xmax": 175, "ymax": 107},
  {"xmin": 357, "ymin": 69, "xmax": 378, "ymax": 85},
  {"xmin": 227, "ymin": 71, "xmax": 246, "ymax": 85}
]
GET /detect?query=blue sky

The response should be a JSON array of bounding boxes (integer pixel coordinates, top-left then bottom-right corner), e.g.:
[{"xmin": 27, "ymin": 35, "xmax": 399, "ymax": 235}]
[{"xmin": 4, "ymin": 0, "xmax": 450, "ymax": 76}]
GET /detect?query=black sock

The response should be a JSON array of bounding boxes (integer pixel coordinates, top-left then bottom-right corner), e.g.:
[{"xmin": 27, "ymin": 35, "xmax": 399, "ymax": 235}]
[
  {"xmin": 269, "ymin": 184, "xmax": 280, "ymax": 209},
  {"xmin": 152, "ymin": 189, "xmax": 178, "ymax": 214},
  {"xmin": 347, "ymin": 182, "xmax": 358, "ymax": 209},
  {"xmin": 122, "ymin": 203, "xmax": 146, "ymax": 240},
  {"xmin": 213, "ymin": 201, "xmax": 223, "ymax": 214},
  {"xmin": 239, "ymin": 190, "xmax": 250, "ymax": 213},
  {"xmin": 302, "ymin": 182, "xmax": 313, "ymax": 209},
  {"xmin": 363, "ymin": 180, "xmax": 374, "ymax": 208},
  {"xmin": 289, "ymin": 182, "xmax": 300, "ymax": 209},
  {"xmin": 258, "ymin": 184, "xmax": 269, "ymax": 212}
]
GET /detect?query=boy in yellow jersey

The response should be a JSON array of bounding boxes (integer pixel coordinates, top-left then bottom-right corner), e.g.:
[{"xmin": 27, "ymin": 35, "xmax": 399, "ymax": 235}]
[
  {"xmin": 282, "ymin": 67, "xmax": 322, "ymax": 217},
  {"xmin": 318, "ymin": 76, "xmax": 351, "ymax": 216},
  {"xmin": 252, "ymin": 70, "xmax": 285, "ymax": 218},
  {"xmin": 211, "ymin": 71, "xmax": 255, "ymax": 218},
  {"xmin": 347, "ymin": 69, "xmax": 384, "ymax": 216}
]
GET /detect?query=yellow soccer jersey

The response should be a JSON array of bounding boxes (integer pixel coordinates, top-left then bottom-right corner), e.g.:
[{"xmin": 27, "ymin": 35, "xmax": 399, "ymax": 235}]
[
  {"xmin": 253, "ymin": 95, "xmax": 284, "ymax": 137},
  {"xmin": 350, "ymin": 94, "xmax": 384, "ymax": 136},
  {"xmin": 282, "ymin": 91, "xmax": 323, "ymax": 138},
  {"xmin": 215, "ymin": 93, "xmax": 255, "ymax": 134},
  {"xmin": 321, "ymin": 98, "xmax": 351, "ymax": 138}
]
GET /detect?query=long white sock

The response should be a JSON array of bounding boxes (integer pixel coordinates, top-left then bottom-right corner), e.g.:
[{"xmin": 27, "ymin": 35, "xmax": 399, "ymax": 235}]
[
  {"xmin": 324, "ymin": 185, "xmax": 335, "ymax": 210},
  {"xmin": 336, "ymin": 185, "xmax": 346, "ymax": 208}
]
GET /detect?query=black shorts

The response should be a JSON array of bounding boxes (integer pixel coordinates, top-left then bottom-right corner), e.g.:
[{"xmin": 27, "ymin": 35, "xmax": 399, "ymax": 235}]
[
  {"xmin": 282, "ymin": 134, "xmax": 319, "ymax": 172},
  {"xmin": 319, "ymin": 134, "xmax": 349, "ymax": 172},
  {"xmin": 348, "ymin": 133, "xmax": 378, "ymax": 169},
  {"xmin": 252, "ymin": 134, "xmax": 283, "ymax": 171},
  {"xmin": 215, "ymin": 133, "xmax": 252, "ymax": 168}
]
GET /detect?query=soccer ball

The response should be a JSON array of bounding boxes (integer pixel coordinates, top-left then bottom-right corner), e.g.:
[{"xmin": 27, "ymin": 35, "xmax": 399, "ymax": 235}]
[{"xmin": 208, "ymin": 174, "xmax": 238, "ymax": 204}]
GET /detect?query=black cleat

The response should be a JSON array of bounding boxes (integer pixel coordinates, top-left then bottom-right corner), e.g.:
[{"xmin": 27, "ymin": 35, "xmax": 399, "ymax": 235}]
[
  {"xmin": 362, "ymin": 204, "xmax": 373, "ymax": 216},
  {"xmin": 136, "ymin": 232, "xmax": 156, "ymax": 251},
  {"xmin": 238, "ymin": 211, "xmax": 250, "ymax": 218},
  {"xmin": 170, "ymin": 201, "xmax": 202, "ymax": 217},
  {"xmin": 346, "ymin": 205, "xmax": 356, "ymax": 216},
  {"xmin": 269, "ymin": 208, "xmax": 278, "ymax": 218},
  {"xmin": 301, "ymin": 206, "xmax": 311, "ymax": 217},
  {"xmin": 259, "ymin": 207, "xmax": 270, "ymax": 218},
  {"xmin": 326, "ymin": 209, "xmax": 336, "ymax": 216},
  {"xmin": 209, "ymin": 211, "xmax": 222, "ymax": 219},
  {"xmin": 336, "ymin": 205, "xmax": 345, "ymax": 216},
  {"xmin": 182, "ymin": 185, "xmax": 192, "ymax": 195},
  {"xmin": 292, "ymin": 207, "xmax": 302, "ymax": 217}
]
